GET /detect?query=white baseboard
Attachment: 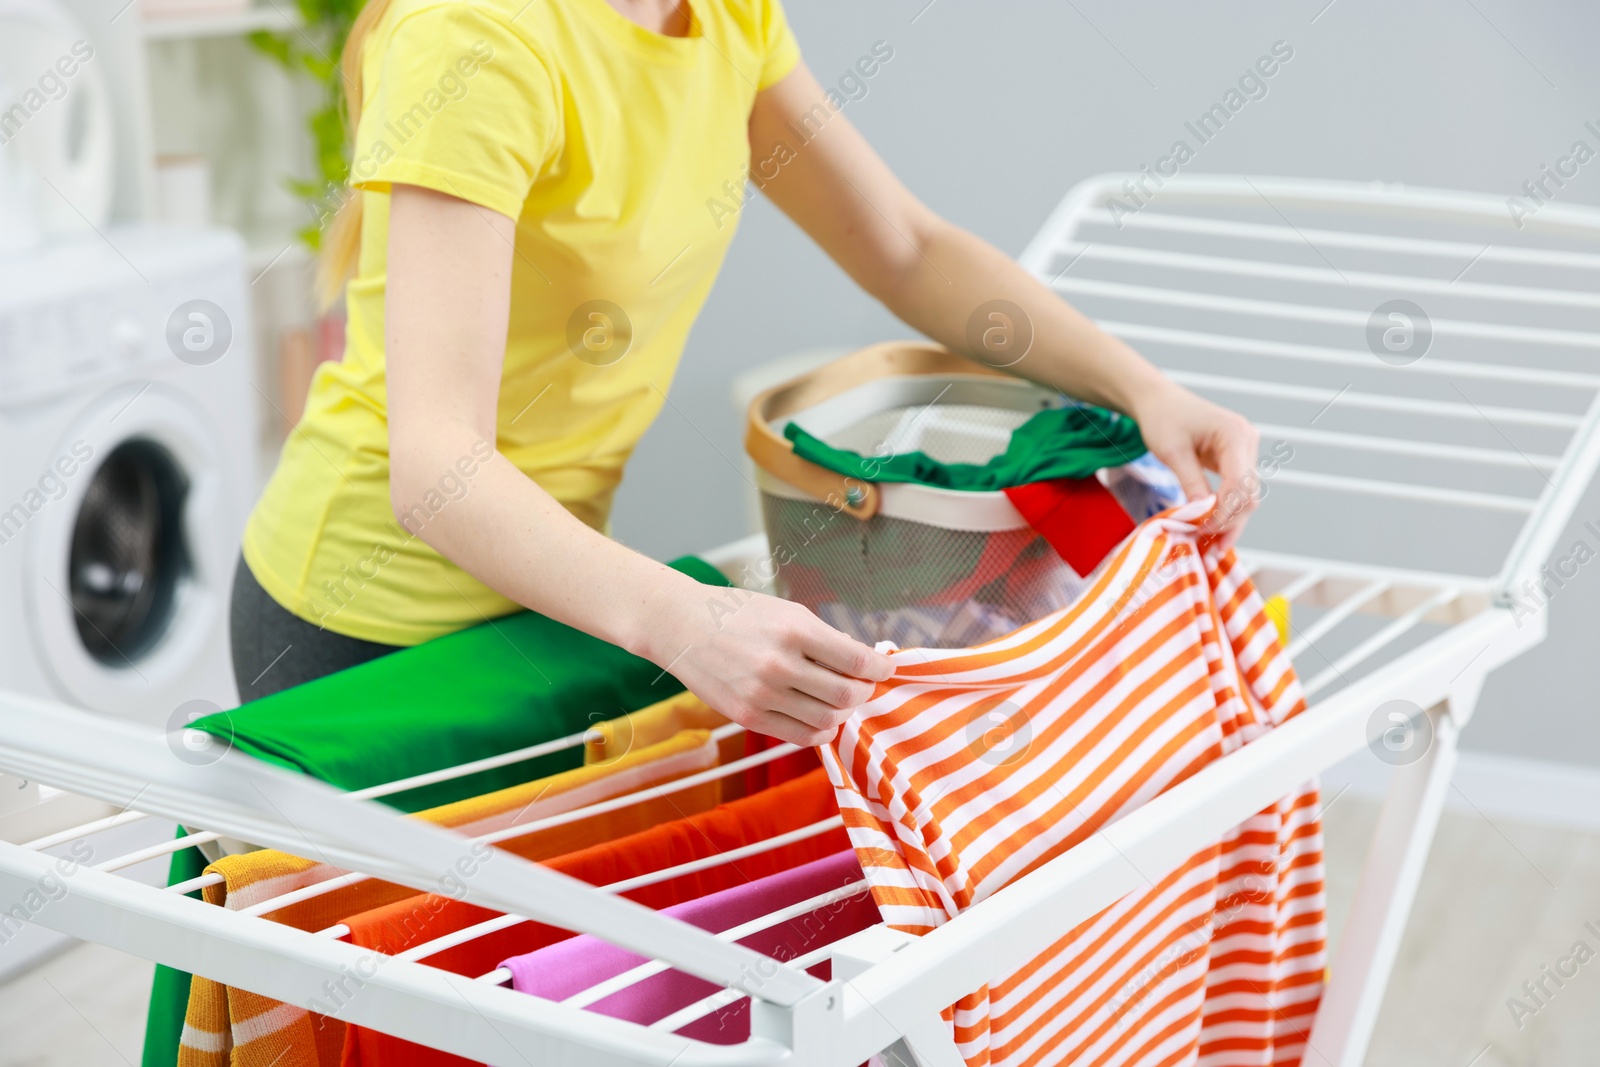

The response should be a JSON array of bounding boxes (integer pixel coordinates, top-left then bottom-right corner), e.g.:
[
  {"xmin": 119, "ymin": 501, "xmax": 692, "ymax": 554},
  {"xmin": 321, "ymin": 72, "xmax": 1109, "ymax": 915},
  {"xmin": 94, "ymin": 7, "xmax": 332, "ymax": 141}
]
[{"xmin": 1321, "ymin": 748, "xmax": 1600, "ymax": 834}]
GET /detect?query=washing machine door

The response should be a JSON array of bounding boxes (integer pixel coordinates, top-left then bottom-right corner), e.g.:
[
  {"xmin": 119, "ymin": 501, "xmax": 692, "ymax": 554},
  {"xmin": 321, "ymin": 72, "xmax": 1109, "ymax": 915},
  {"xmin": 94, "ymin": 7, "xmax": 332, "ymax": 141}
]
[{"xmin": 24, "ymin": 383, "xmax": 244, "ymax": 723}]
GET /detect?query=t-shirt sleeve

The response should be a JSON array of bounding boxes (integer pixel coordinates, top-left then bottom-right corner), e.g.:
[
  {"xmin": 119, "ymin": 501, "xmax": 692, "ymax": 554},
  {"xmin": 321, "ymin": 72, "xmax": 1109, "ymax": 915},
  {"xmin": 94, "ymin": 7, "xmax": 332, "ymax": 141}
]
[
  {"xmin": 757, "ymin": 0, "xmax": 802, "ymax": 90},
  {"xmin": 349, "ymin": 5, "xmax": 560, "ymax": 220}
]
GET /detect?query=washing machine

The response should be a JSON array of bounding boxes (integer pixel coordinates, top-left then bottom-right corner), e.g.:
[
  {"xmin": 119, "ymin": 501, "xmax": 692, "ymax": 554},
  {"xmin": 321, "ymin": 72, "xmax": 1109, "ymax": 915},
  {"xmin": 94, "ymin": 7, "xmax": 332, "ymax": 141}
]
[{"xmin": 0, "ymin": 226, "xmax": 258, "ymax": 730}]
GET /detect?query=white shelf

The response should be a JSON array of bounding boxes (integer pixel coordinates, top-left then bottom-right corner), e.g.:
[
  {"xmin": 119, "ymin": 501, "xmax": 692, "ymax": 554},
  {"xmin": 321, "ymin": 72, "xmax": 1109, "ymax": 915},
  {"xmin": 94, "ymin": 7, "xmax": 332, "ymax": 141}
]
[{"xmin": 140, "ymin": 4, "xmax": 301, "ymax": 41}]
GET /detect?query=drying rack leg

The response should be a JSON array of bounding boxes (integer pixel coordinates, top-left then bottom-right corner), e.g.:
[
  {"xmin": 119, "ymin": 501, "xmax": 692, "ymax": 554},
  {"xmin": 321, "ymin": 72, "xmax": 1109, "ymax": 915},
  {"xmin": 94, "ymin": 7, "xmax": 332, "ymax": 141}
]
[
  {"xmin": 1307, "ymin": 697, "xmax": 1465, "ymax": 1066},
  {"xmin": 823, "ymin": 926, "xmax": 966, "ymax": 1067},
  {"xmin": 875, "ymin": 1017, "xmax": 966, "ymax": 1067}
]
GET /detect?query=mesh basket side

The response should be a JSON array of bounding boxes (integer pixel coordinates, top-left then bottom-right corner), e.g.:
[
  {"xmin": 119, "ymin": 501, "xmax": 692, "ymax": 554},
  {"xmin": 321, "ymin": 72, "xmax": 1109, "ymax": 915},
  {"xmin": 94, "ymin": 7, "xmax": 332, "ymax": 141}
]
[{"xmin": 761, "ymin": 491, "xmax": 1088, "ymax": 649}]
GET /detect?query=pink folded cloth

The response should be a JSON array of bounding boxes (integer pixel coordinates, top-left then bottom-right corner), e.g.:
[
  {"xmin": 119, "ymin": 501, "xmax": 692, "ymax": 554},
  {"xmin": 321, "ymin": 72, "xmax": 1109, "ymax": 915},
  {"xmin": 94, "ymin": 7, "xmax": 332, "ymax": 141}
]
[{"xmin": 500, "ymin": 850, "xmax": 878, "ymax": 1043}]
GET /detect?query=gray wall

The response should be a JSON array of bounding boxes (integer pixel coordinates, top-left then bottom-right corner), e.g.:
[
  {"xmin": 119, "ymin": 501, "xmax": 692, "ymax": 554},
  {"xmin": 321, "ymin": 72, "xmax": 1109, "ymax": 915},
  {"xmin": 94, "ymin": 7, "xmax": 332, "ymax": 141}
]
[{"xmin": 610, "ymin": 0, "xmax": 1600, "ymax": 768}]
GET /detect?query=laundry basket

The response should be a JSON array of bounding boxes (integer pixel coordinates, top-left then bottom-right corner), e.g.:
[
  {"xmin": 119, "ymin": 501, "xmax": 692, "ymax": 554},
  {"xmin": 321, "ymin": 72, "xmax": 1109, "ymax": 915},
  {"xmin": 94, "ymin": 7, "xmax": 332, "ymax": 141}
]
[{"xmin": 743, "ymin": 342, "xmax": 1182, "ymax": 648}]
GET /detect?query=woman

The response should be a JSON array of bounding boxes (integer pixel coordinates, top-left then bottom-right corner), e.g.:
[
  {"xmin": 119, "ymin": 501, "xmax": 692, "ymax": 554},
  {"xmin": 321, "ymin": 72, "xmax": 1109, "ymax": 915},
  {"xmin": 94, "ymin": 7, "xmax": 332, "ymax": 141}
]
[{"xmin": 233, "ymin": 0, "xmax": 1260, "ymax": 745}]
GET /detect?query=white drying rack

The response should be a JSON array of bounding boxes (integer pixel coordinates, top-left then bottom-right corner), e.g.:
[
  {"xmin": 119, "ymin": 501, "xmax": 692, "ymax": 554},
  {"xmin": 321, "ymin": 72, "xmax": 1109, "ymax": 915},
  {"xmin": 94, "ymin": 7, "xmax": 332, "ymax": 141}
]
[{"xmin": 2, "ymin": 174, "xmax": 1599, "ymax": 1067}]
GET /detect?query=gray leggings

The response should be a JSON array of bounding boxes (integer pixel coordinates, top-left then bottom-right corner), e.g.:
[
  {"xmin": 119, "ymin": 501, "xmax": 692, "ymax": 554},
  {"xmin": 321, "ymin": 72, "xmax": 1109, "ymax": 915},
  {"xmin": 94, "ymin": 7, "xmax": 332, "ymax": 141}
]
[{"xmin": 229, "ymin": 555, "xmax": 401, "ymax": 702}]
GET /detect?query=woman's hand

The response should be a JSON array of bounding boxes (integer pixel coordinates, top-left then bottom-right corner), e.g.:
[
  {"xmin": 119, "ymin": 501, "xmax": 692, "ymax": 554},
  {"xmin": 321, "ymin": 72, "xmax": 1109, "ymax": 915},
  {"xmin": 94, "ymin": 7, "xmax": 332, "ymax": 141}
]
[
  {"xmin": 647, "ymin": 585, "xmax": 895, "ymax": 747},
  {"xmin": 1130, "ymin": 378, "xmax": 1261, "ymax": 552}
]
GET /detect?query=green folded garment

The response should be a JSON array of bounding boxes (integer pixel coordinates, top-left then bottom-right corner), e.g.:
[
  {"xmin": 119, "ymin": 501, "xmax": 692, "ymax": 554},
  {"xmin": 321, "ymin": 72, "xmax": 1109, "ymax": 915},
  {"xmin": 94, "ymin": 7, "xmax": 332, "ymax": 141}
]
[
  {"xmin": 784, "ymin": 403, "xmax": 1145, "ymax": 491},
  {"xmin": 140, "ymin": 555, "xmax": 728, "ymax": 1067}
]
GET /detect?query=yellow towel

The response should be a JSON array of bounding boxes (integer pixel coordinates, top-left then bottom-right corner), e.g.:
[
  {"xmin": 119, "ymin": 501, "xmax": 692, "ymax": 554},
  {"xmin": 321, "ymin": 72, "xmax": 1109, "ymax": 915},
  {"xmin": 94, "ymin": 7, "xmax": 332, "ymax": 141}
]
[
  {"xmin": 178, "ymin": 698, "xmax": 728, "ymax": 1067},
  {"xmin": 1265, "ymin": 594, "xmax": 1292, "ymax": 647},
  {"xmin": 585, "ymin": 690, "xmax": 739, "ymax": 789}
]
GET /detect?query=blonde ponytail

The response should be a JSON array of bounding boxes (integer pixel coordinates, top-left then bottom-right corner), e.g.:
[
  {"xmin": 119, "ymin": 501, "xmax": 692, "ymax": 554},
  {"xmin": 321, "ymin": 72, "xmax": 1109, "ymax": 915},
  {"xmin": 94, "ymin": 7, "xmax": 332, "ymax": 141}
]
[{"xmin": 316, "ymin": 0, "xmax": 396, "ymax": 309}]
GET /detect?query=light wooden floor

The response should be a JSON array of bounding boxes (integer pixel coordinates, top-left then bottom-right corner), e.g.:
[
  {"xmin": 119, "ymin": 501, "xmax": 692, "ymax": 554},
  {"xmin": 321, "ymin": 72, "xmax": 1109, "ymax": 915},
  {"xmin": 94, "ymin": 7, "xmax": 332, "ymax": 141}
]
[
  {"xmin": 2, "ymin": 798, "xmax": 1597, "ymax": 1066},
  {"xmin": 1322, "ymin": 798, "xmax": 1600, "ymax": 1067},
  {"xmin": 0, "ymin": 939, "xmax": 154, "ymax": 1066}
]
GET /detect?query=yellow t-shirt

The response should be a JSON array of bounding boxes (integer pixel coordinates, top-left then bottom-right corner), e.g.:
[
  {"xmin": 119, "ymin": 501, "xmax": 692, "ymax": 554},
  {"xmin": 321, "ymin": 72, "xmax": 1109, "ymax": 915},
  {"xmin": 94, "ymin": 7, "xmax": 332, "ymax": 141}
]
[{"xmin": 243, "ymin": 0, "xmax": 802, "ymax": 645}]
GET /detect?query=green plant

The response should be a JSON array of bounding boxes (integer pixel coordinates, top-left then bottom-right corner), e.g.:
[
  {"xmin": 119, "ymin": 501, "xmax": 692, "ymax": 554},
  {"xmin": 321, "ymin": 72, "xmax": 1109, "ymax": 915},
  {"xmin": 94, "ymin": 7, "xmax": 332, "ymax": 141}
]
[{"xmin": 249, "ymin": 0, "xmax": 367, "ymax": 249}]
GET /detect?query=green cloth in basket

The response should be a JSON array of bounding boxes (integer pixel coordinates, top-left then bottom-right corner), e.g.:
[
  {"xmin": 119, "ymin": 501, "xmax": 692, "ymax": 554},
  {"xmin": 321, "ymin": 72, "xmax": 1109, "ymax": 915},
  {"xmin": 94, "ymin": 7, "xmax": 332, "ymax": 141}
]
[
  {"xmin": 784, "ymin": 403, "xmax": 1145, "ymax": 491},
  {"xmin": 139, "ymin": 555, "xmax": 728, "ymax": 1067}
]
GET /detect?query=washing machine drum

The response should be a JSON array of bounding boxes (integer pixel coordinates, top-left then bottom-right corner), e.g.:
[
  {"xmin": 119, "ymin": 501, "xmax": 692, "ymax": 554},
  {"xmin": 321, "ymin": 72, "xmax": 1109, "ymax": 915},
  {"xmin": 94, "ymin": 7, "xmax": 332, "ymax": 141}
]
[{"xmin": 68, "ymin": 440, "xmax": 190, "ymax": 664}]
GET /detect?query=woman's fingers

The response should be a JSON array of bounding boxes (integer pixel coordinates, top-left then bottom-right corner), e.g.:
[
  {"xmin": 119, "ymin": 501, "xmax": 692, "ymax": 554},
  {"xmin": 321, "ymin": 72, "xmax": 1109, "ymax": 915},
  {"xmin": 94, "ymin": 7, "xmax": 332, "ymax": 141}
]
[
  {"xmin": 739, "ymin": 704, "xmax": 833, "ymax": 747},
  {"xmin": 1160, "ymin": 439, "xmax": 1212, "ymax": 507},
  {"xmin": 799, "ymin": 620, "xmax": 894, "ymax": 684},
  {"xmin": 693, "ymin": 672, "xmax": 834, "ymax": 744},
  {"xmin": 744, "ymin": 618, "xmax": 893, "ymax": 742},
  {"xmin": 764, "ymin": 686, "xmax": 854, "ymax": 731},
  {"xmin": 1213, "ymin": 420, "xmax": 1261, "ymax": 516},
  {"xmin": 1207, "ymin": 418, "xmax": 1261, "ymax": 551},
  {"xmin": 669, "ymin": 591, "xmax": 898, "ymax": 747},
  {"xmin": 1134, "ymin": 380, "xmax": 1262, "ymax": 550},
  {"xmin": 788, "ymin": 659, "xmax": 880, "ymax": 712}
]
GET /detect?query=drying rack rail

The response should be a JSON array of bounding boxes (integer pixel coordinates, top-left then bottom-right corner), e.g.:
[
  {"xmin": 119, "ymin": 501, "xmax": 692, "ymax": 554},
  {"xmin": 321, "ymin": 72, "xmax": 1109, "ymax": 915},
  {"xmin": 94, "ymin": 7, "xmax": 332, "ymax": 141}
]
[
  {"xmin": 2, "ymin": 176, "xmax": 1598, "ymax": 1067},
  {"xmin": 0, "ymin": 546, "xmax": 1551, "ymax": 1067},
  {"xmin": 1018, "ymin": 174, "xmax": 1600, "ymax": 602}
]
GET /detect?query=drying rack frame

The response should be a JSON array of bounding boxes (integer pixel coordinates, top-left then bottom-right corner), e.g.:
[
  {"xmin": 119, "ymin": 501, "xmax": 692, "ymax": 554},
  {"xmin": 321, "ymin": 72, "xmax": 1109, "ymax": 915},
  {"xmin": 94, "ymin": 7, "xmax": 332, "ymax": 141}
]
[{"xmin": 1, "ymin": 174, "xmax": 1598, "ymax": 1067}]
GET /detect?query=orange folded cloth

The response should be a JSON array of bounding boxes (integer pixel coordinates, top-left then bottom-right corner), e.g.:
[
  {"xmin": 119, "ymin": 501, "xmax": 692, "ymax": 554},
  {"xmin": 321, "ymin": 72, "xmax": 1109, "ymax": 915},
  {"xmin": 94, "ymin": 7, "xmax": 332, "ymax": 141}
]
[
  {"xmin": 338, "ymin": 767, "xmax": 847, "ymax": 1067},
  {"xmin": 178, "ymin": 716, "xmax": 725, "ymax": 1067}
]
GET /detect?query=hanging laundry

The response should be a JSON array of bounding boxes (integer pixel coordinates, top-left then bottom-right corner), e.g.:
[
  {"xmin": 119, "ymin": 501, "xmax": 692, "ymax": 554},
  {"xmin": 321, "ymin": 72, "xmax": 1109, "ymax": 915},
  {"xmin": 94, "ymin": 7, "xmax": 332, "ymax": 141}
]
[
  {"xmin": 143, "ymin": 556, "xmax": 731, "ymax": 1067},
  {"xmin": 820, "ymin": 498, "xmax": 1326, "ymax": 1067},
  {"xmin": 500, "ymin": 850, "xmax": 878, "ymax": 1043},
  {"xmin": 739, "ymin": 731, "xmax": 821, "ymax": 798},
  {"xmin": 178, "ymin": 718, "xmax": 726, "ymax": 1067},
  {"xmin": 338, "ymin": 768, "xmax": 849, "ymax": 1067}
]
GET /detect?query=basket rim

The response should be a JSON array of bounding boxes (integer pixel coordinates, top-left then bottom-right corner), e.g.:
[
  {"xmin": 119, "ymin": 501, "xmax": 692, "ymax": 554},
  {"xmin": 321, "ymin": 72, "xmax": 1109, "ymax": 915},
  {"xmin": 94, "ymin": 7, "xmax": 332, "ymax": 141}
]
[
  {"xmin": 745, "ymin": 342, "xmax": 1024, "ymax": 520},
  {"xmin": 755, "ymin": 467, "xmax": 1039, "ymax": 532}
]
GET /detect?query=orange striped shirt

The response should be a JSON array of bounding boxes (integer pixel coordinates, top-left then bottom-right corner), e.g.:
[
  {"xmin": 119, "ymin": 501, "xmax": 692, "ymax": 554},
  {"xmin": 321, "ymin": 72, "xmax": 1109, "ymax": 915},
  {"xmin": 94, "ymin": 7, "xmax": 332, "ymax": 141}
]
[{"xmin": 821, "ymin": 498, "xmax": 1326, "ymax": 1067}]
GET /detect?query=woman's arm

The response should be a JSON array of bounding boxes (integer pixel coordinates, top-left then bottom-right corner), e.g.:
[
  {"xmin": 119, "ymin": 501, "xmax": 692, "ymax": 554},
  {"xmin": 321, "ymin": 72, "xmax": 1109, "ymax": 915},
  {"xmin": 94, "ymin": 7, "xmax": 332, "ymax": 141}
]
[
  {"xmin": 384, "ymin": 184, "xmax": 890, "ymax": 744},
  {"xmin": 750, "ymin": 65, "xmax": 1262, "ymax": 548}
]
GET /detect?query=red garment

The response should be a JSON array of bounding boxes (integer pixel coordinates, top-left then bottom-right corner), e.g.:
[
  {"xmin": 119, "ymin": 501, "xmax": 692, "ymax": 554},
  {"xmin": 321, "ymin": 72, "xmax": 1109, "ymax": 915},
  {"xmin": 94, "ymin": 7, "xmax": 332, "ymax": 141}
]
[
  {"xmin": 1003, "ymin": 476, "xmax": 1135, "ymax": 576},
  {"xmin": 740, "ymin": 731, "xmax": 820, "ymax": 796},
  {"xmin": 338, "ymin": 768, "xmax": 848, "ymax": 1067}
]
